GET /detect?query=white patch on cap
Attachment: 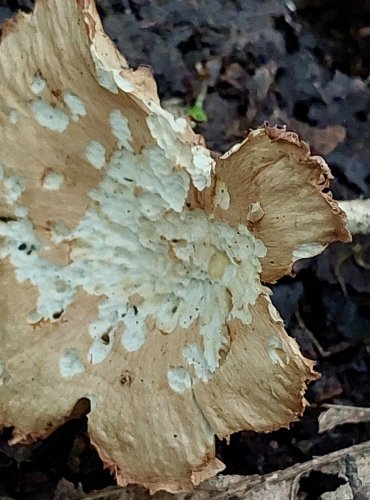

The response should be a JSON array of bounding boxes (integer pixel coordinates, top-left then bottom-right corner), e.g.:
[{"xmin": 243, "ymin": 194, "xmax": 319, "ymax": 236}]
[
  {"xmin": 60, "ymin": 349, "xmax": 85, "ymax": 378},
  {"xmin": 167, "ymin": 367, "xmax": 192, "ymax": 393},
  {"xmin": 9, "ymin": 109, "xmax": 18, "ymax": 124},
  {"xmin": 87, "ymin": 301, "xmax": 117, "ymax": 364},
  {"xmin": 30, "ymin": 98, "xmax": 69, "ymax": 132},
  {"xmin": 146, "ymin": 110, "xmax": 214, "ymax": 191},
  {"xmin": 190, "ymin": 145, "xmax": 214, "ymax": 190},
  {"xmin": 268, "ymin": 336, "xmax": 288, "ymax": 367},
  {"xmin": 27, "ymin": 310, "xmax": 43, "ymax": 324},
  {"xmin": 109, "ymin": 110, "xmax": 133, "ymax": 151},
  {"xmin": 268, "ymin": 300, "xmax": 283, "ymax": 323},
  {"xmin": 14, "ymin": 206, "xmax": 28, "ymax": 218},
  {"xmin": 214, "ymin": 181, "xmax": 230, "ymax": 210},
  {"xmin": 31, "ymin": 76, "xmax": 46, "ymax": 94},
  {"xmin": 175, "ymin": 117, "xmax": 187, "ymax": 132},
  {"xmin": 121, "ymin": 309, "xmax": 148, "ymax": 352},
  {"xmin": 292, "ymin": 242, "xmax": 326, "ymax": 262},
  {"xmin": 90, "ymin": 45, "xmax": 118, "ymax": 94},
  {"xmin": 42, "ymin": 171, "xmax": 65, "ymax": 190},
  {"xmin": 183, "ymin": 344, "xmax": 211, "ymax": 382},
  {"xmin": 89, "ymin": 46, "xmax": 134, "ymax": 94},
  {"xmin": 4, "ymin": 175, "xmax": 27, "ymax": 204},
  {"xmin": 113, "ymin": 70, "xmax": 134, "ymax": 92},
  {"xmin": 97, "ymin": 67, "xmax": 117, "ymax": 93},
  {"xmin": 63, "ymin": 91, "xmax": 87, "ymax": 121},
  {"xmin": 85, "ymin": 141, "xmax": 106, "ymax": 169},
  {"xmin": 0, "ymin": 101, "xmax": 267, "ymax": 387}
]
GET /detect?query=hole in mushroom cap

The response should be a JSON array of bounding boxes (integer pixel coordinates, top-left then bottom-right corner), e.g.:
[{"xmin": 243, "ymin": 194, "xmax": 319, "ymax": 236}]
[
  {"xmin": 69, "ymin": 397, "xmax": 91, "ymax": 419},
  {"xmin": 101, "ymin": 332, "xmax": 110, "ymax": 344},
  {"xmin": 52, "ymin": 310, "xmax": 64, "ymax": 320}
]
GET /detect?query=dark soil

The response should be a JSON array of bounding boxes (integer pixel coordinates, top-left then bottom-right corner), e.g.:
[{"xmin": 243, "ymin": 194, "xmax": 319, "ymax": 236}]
[{"xmin": 1, "ymin": 0, "xmax": 370, "ymax": 498}]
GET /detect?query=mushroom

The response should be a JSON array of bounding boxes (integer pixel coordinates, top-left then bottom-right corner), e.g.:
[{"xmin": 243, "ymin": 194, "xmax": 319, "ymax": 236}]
[{"xmin": 0, "ymin": 0, "xmax": 350, "ymax": 494}]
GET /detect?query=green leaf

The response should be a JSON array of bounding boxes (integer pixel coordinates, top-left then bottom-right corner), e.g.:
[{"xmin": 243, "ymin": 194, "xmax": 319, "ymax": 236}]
[{"xmin": 186, "ymin": 102, "xmax": 208, "ymax": 123}]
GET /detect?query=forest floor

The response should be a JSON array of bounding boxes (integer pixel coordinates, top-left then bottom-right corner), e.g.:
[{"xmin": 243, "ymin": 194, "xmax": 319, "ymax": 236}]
[{"xmin": 1, "ymin": 0, "xmax": 370, "ymax": 499}]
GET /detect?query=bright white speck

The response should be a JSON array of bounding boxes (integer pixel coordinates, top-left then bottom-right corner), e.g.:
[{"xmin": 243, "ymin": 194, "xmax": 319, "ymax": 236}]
[
  {"xmin": 109, "ymin": 110, "xmax": 133, "ymax": 151},
  {"xmin": 284, "ymin": 0, "xmax": 296, "ymax": 12},
  {"xmin": 4, "ymin": 175, "xmax": 27, "ymax": 204},
  {"xmin": 85, "ymin": 141, "xmax": 106, "ymax": 169},
  {"xmin": 60, "ymin": 349, "xmax": 85, "ymax": 378},
  {"xmin": 63, "ymin": 91, "xmax": 87, "ymax": 121},
  {"xmin": 9, "ymin": 109, "xmax": 18, "ymax": 124},
  {"xmin": 30, "ymin": 99, "xmax": 69, "ymax": 132},
  {"xmin": 31, "ymin": 76, "xmax": 46, "ymax": 94},
  {"xmin": 42, "ymin": 171, "xmax": 65, "ymax": 190},
  {"xmin": 167, "ymin": 367, "xmax": 192, "ymax": 393}
]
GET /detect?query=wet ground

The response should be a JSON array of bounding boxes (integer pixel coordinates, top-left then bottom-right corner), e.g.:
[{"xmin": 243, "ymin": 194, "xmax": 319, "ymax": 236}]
[{"xmin": 1, "ymin": 0, "xmax": 370, "ymax": 498}]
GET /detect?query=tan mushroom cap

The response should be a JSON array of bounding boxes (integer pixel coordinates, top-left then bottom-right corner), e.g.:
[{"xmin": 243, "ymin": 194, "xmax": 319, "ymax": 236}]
[
  {"xmin": 0, "ymin": 0, "xmax": 349, "ymax": 494},
  {"xmin": 199, "ymin": 127, "xmax": 351, "ymax": 283}
]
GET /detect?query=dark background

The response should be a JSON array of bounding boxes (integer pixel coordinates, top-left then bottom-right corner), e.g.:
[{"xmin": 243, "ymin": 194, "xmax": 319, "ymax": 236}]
[{"xmin": 1, "ymin": 1, "xmax": 370, "ymax": 498}]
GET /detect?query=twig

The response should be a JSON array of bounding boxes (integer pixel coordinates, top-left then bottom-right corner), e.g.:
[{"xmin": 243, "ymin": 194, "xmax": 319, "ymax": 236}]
[{"xmin": 339, "ymin": 199, "xmax": 370, "ymax": 235}]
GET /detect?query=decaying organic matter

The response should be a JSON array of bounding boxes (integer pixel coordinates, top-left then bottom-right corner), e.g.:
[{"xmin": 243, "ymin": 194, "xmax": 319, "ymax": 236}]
[
  {"xmin": 0, "ymin": 0, "xmax": 350, "ymax": 493},
  {"xmin": 338, "ymin": 199, "xmax": 370, "ymax": 235}
]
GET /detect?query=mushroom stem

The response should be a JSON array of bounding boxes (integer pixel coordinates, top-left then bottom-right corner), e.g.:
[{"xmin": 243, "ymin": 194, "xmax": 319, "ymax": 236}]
[{"xmin": 339, "ymin": 199, "xmax": 370, "ymax": 235}]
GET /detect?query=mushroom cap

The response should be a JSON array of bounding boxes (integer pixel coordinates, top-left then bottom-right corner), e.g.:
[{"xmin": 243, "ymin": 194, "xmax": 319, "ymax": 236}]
[{"xmin": 0, "ymin": 0, "xmax": 350, "ymax": 493}]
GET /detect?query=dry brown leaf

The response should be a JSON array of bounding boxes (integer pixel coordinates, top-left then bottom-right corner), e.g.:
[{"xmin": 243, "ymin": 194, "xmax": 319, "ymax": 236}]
[
  {"xmin": 84, "ymin": 440, "xmax": 370, "ymax": 499},
  {"xmin": 0, "ymin": 0, "xmax": 350, "ymax": 494},
  {"xmin": 319, "ymin": 404, "xmax": 370, "ymax": 433},
  {"xmin": 53, "ymin": 478, "xmax": 85, "ymax": 500}
]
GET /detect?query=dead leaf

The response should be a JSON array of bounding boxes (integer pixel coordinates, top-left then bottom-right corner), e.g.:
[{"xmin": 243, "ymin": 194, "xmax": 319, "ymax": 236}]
[
  {"xmin": 53, "ymin": 478, "xmax": 85, "ymax": 500},
  {"xmin": 319, "ymin": 404, "xmax": 370, "ymax": 434},
  {"xmin": 83, "ymin": 441, "xmax": 370, "ymax": 499}
]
